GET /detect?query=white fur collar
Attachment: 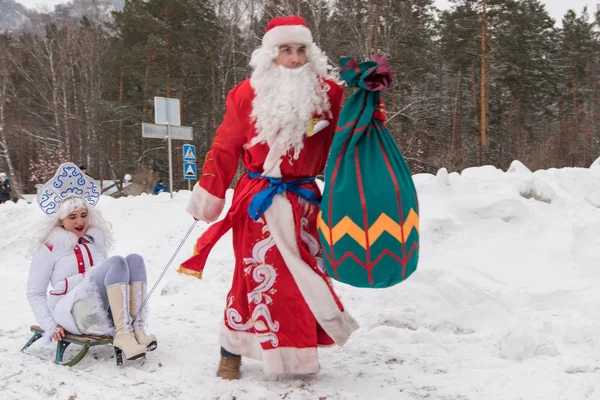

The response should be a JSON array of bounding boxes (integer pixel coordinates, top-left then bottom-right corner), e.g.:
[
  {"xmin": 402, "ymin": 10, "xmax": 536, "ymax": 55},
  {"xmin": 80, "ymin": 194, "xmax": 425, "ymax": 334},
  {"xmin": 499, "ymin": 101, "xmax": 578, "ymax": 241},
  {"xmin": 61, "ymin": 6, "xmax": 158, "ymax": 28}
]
[
  {"xmin": 45, "ymin": 227, "xmax": 79, "ymax": 250},
  {"xmin": 45, "ymin": 226, "xmax": 101, "ymax": 251}
]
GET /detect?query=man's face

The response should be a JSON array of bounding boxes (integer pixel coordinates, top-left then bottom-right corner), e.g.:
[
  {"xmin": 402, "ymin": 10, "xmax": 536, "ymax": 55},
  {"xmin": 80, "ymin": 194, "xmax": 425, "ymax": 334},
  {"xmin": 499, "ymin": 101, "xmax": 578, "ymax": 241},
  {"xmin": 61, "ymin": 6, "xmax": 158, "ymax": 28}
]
[{"xmin": 274, "ymin": 43, "xmax": 307, "ymax": 69}]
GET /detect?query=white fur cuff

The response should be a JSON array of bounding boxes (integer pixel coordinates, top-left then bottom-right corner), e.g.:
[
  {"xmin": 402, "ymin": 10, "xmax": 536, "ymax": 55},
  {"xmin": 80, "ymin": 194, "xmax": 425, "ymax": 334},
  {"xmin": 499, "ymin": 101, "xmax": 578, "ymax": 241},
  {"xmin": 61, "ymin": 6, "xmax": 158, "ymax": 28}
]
[
  {"xmin": 219, "ymin": 325, "xmax": 320, "ymax": 375},
  {"xmin": 186, "ymin": 184, "xmax": 225, "ymax": 223}
]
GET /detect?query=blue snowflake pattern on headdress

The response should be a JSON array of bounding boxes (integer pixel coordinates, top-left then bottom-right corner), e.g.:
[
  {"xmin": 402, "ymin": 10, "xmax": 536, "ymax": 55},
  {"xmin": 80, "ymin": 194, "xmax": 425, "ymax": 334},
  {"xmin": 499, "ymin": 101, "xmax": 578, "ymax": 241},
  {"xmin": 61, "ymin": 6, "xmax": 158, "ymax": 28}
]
[{"xmin": 37, "ymin": 162, "xmax": 100, "ymax": 215}]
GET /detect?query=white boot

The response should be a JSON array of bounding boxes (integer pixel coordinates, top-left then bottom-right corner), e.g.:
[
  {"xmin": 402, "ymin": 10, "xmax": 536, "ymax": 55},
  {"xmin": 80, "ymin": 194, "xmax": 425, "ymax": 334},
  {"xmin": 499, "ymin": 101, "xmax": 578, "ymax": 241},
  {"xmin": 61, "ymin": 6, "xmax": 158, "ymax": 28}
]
[
  {"xmin": 106, "ymin": 283, "xmax": 147, "ymax": 360},
  {"xmin": 130, "ymin": 281, "xmax": 157, "ymax": 351}
]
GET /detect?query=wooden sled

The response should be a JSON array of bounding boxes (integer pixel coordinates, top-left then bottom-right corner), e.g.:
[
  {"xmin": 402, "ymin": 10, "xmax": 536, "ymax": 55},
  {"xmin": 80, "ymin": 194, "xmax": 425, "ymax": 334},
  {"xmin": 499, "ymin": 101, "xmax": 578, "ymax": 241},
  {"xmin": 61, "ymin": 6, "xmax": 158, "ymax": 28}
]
[{"xmin": 21, "ymin": 325, "xmax": 121, "ymax": 367}]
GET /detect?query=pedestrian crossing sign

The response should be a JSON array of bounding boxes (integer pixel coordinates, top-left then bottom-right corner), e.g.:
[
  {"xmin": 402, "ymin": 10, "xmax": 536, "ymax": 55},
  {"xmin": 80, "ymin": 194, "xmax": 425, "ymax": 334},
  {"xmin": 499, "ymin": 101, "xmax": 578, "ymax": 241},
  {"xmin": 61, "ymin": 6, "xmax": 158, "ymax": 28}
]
[
  {"xmin": 183, "ymin": 162, "xmax": 197, "ymax": 179},
  {"xmin": 183, "ymin": 144, "xmax": 196, "ymax": 162}
]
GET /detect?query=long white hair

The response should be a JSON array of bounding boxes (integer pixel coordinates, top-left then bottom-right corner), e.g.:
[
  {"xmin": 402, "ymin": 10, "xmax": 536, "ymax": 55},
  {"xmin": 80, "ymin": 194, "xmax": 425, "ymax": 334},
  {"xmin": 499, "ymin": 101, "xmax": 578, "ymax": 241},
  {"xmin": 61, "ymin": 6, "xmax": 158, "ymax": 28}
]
[
  {"xmin": 248, "ymin": 43, "xmax": 332, "ymax": 159},
  {"xmin": 32, "ymin": 197, "xmax": 113, "ymax": 253}
]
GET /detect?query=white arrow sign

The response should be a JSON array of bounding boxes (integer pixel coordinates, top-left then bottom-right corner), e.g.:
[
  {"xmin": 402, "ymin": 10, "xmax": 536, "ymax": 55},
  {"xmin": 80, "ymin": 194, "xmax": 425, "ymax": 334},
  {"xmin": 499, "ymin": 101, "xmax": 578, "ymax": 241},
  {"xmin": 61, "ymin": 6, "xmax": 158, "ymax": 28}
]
[{"xmin": 183, "ymin": 162, "xmax": 197, "ymax": 179}]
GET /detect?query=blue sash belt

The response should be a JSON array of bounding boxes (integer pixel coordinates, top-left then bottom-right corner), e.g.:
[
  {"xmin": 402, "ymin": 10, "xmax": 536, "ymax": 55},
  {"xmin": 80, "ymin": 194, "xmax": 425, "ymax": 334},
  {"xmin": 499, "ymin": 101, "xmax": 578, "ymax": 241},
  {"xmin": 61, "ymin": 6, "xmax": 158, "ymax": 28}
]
[{"xmin": 247, "ymin": 171, "xmax": 320, "ymax": 221}]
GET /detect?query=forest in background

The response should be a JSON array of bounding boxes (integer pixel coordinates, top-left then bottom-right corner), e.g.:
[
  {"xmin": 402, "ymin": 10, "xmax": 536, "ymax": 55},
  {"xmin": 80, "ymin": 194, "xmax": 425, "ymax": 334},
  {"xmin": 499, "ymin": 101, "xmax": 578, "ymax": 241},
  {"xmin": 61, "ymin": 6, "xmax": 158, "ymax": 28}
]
[{"xmin": 0, "ymin": 0, "xmax": 598, "ymax": 196}]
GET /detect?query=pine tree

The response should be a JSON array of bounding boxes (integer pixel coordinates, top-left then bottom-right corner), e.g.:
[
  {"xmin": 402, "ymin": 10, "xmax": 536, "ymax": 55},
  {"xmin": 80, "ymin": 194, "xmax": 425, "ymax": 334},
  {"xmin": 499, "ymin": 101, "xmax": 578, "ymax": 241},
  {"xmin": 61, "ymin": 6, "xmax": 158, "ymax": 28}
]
[
  {"xmin": 492, "ymin": 0, "xmax": 559, "ymax": 165},
  {"xmin": 559, "ymin": 7, "xmax": 595, "ymax": 166}
]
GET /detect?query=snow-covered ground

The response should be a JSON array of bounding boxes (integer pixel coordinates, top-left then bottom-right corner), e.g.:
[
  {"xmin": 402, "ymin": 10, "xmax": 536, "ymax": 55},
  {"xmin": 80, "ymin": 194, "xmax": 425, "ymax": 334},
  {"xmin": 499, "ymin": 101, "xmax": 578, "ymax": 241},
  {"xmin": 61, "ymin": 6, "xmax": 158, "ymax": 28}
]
[{"xmin": 2, "ymin": 160, "xmax": 600, "ymax": 400}]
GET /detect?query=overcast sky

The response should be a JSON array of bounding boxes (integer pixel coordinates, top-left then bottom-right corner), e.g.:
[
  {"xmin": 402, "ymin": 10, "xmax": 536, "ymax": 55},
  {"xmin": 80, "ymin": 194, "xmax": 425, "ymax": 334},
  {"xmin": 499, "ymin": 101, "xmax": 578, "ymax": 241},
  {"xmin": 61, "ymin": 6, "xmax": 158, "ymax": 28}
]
[
  {"xmin": 435, "ymin": 0, "xmax": 598, "ymax": 25},
  {"xmin": 12, "ymin": 0, "xmax": 600, "ymax": 25},
  {"xmin": 14, "ymin": 0, "xmax": 63, "ymax": 11}
]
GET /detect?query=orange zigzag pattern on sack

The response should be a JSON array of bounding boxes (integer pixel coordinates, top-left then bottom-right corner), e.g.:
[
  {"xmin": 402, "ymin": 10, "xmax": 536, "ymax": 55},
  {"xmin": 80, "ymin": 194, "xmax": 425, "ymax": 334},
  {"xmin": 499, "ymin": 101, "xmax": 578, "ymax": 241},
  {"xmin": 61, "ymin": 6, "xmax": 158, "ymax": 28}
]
[{"xmin": 318, "ymin": 209, "xmax": 419, "ymax": 249}]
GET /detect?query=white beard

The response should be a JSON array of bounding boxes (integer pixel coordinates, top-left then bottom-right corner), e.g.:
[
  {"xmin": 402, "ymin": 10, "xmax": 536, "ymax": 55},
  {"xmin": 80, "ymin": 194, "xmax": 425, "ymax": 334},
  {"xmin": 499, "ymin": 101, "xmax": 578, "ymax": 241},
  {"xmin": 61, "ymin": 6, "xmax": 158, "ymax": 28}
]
[{"xmin": 250, "ymin": 63, "xmax": 331, "ymax": 160}]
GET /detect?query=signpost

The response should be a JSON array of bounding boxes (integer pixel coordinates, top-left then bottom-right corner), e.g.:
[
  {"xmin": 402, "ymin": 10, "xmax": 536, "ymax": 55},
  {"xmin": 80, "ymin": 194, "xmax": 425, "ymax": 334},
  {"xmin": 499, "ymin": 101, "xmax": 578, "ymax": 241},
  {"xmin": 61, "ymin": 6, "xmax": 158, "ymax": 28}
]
[
  {"xmin": 154, "ymin": 97, "xmax": 181, "ymax": 126},
  {"xmin": 141, "ymin": 123, "xmax": 192, "ymax": 140},
  {"xmin": 142, "ymin": 97, "xmax": 194, "ymax": 199},
  {"xmin": 182, "ymin": 144, "xmax": 197, "ymax": 190}
]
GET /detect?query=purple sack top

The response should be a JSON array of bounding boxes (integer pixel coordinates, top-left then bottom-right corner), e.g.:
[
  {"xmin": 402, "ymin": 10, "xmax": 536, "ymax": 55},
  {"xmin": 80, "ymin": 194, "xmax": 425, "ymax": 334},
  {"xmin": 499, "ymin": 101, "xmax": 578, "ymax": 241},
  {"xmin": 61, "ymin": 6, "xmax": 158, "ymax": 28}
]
[
  {"xmin": 365, "ymin": 54, "xmax": 392, "ymax": 91},
  {"xmin": 340, "ymin": 55, "xmax": 392, "ymax": 92}
]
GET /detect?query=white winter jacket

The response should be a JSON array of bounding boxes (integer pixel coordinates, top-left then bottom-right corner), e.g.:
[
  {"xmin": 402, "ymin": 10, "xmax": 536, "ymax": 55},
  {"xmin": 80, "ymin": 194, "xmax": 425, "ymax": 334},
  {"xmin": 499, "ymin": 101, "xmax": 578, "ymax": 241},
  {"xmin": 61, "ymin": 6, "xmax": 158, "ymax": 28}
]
[{"xmin": 26, "ymin": 226, "xmax": 112, "ymax": 341}]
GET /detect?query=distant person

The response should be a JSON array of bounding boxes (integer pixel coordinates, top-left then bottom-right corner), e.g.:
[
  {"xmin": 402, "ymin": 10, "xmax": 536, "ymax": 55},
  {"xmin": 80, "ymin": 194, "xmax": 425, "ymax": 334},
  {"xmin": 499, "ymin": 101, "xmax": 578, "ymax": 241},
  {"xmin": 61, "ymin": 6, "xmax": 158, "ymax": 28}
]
[
  {"xmin": 0, "ymin": 172, "xmax": 11, "ymax": 204},
  {"xmin": 153, "ymin": 179, "xmax": 167, "ymax": 195},
  {"xmin": 79, "ymin": 165, "xmax": 88, "ymax": 176}
]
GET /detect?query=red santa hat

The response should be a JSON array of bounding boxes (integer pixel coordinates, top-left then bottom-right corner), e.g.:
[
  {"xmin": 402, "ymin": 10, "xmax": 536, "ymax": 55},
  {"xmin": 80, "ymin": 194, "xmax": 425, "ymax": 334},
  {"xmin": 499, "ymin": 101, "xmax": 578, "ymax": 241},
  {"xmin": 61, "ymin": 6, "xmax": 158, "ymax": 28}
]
[{"xmin": 262, "ymin": 15, "xmax": 313, "ymax": 49}]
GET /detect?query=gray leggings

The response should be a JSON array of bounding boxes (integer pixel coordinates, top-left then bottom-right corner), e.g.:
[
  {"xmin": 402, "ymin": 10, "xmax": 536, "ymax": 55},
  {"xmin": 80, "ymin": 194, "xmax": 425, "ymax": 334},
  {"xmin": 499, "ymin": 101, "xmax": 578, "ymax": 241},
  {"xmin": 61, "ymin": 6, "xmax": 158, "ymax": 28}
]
[{"xmin": 88, "ymin": 254, "xmax": 147, "ymax": 310}]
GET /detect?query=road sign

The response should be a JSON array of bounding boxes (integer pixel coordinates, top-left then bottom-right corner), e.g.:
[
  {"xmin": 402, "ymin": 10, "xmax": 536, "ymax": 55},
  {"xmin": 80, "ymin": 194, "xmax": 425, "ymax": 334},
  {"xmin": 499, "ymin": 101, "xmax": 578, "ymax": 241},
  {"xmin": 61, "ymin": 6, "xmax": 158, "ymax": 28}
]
[
  {"xmin": 154, "ymin": 97, "xmax": 181, "ymax": 126},
  {"xmin": 142, "ymin": 123, "xmax": 193, "ymax": 140},
  {"xmin": 144, "ymin": 97, "xmax": 191, "ymax": 199},
  {"xmin": 183, "ymin": 144, "xmax": 196, "ymax": 162},
  {"xmin": 183, "ymin": 162, "xmax": 197, "ymax": 179}
]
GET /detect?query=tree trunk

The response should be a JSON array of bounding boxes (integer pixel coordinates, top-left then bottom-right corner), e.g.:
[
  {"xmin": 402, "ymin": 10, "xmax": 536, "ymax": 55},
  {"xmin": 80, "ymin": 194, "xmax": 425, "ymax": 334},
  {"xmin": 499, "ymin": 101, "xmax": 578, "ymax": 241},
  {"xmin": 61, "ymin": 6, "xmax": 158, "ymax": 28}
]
[
  {"xmin": 571, "ymin": 56, "xmax": 579, "ymax": 167},
  {"xmin": 451, "ymin": 70, "xmax": 463, "ymax": 166},
  {"xmin": 480, "ymin": 0, "xmax": 488, "ymax": 149},
  {"xmin": 46, "ymin": 37, "xmax": 62, "ymax": 147},
  {"xmin": 400, "ymin": 88, "xmax": 407, "ymax": 146},
  {"xmin": 472, "ymin": 57, "xmax": 479, "ymax": 129},
  {"xmin": 500, "ymin": 88, "xmax": 508, "ymax": 162},
  {"xmin": 210, "ymin": 51, "xmax": 217, "ymax": 131},
  {"xmin": 68, "ymin": 53, "xmax": 80, "ymax": 162},
  {"xmin": 61, "ymin": 81, "xmax": 71, "ymax": 159},
  {"xmin": 556, "ymin": 102, "xmax": 564, "ymax": 165},
  {"xmin": 365, "ymin": 3, "xmax": 372, "ymax": 59},
  {"xmin": 391, "ymin": 83, "xmax": 397, "ymax": 140},
  {"xmin": 372, "ymin": 0, "xmax": 381, "ymax": 53},
  {"xmin": 437, "ymin": 52, "xmax": 444, "ymax": 153},
  {"xmin": 164, "ymin": 4, "xmax": 172, "ymax": 99},
  {"xmin": 119, "ymin": 67, "xmax": 125, "ymax": 168},
  {"xmin": 142, "ymin": 53, "xmax": 155, "ymax": 156},
  {"xmin": 143, "ymin": 53, "xmax": 154, "ymax": 115}
]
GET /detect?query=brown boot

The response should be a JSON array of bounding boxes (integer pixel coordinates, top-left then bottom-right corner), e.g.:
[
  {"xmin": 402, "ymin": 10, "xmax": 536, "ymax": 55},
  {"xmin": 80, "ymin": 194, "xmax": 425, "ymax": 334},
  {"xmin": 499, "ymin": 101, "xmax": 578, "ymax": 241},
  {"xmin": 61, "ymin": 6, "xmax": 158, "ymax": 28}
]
[{"xmin": 216, "ymin": 356, "xmax": 241, "ymax": 380}]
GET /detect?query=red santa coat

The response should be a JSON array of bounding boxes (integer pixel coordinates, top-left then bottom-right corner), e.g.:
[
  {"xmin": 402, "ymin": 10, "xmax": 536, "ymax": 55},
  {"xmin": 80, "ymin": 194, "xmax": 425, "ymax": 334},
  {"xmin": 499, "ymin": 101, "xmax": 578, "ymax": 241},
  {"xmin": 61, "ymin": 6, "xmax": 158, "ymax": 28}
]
[{"xmin": 181, "ymin": 78, "xmax": 359, "ymax": 375}]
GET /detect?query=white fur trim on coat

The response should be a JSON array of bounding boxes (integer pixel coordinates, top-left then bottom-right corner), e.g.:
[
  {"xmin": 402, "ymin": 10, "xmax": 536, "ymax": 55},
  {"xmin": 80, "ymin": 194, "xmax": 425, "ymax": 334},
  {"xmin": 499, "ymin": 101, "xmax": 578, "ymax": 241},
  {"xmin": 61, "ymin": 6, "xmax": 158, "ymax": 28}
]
[
  {"xmin": 186, "ymin": 184, "xmax": 226, "ymax": 223},
  {"xmin": 262, "ymin": 141, "xmax": 284, "ymax": 178},
  {"xmin": 219, "ymin": 325, "xmax": 320, "ymax": 375},
  {"xmin": 45, "ymin": 227, "xmax": 79, "ymax": 252},
  {"xmin": 263, "ymin": 25, "xmax": 313, "ymax": 49},
  {"xmin": 264, "ymin": 194, "xmax": 359, "ymax": 345},
  {"xmin": 44, "ymin": 226, "xmax": 106, "ymax": 256}
]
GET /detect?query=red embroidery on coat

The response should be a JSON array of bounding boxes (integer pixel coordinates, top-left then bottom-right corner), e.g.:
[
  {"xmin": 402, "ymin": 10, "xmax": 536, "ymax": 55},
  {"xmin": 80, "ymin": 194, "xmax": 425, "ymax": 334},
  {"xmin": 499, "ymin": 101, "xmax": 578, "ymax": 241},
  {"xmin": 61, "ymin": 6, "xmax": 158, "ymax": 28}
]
[{"xmin": 45, "ymin": 243, "xmax": 53, "ymax": 252}]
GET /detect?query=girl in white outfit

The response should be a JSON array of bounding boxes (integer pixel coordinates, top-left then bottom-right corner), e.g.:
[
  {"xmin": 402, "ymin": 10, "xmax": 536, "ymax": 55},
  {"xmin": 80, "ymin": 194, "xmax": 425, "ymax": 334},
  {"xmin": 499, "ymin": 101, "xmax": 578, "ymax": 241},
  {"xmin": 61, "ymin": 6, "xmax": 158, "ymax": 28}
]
[{"xmin": 26, "ymin": 163, "xmax": 157, "ymax": 361}]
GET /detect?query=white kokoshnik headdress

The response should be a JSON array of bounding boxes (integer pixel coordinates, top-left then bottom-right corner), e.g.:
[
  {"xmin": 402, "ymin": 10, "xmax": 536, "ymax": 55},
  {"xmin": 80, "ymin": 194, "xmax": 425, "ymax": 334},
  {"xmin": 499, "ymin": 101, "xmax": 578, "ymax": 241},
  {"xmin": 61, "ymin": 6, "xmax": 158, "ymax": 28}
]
[{"xmin": 37, "ymin": 162, "xmax": 100, "ymax": 216}]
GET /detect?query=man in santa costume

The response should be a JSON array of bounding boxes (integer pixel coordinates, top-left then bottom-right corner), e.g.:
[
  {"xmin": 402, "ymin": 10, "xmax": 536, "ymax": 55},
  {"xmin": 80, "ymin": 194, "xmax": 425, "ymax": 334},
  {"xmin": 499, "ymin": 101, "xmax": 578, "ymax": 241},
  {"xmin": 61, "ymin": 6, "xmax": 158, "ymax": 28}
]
[{"xmin": 182, "ymin": 15, "xmax": 359, "ymax": 379}]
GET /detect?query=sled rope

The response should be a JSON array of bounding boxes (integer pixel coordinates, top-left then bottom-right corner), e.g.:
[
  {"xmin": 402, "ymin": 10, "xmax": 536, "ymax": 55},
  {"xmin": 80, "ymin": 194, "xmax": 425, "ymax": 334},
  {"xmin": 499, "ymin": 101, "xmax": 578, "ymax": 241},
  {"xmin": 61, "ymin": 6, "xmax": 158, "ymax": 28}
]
[{"xmin": 133, "ymin": 220, "xmax": 198, "ymax": 323}]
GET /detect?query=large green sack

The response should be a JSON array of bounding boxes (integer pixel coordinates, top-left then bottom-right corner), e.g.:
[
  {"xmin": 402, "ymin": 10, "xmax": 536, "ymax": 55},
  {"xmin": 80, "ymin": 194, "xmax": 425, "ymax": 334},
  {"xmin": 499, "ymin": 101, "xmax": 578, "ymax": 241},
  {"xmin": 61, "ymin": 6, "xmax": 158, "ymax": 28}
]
[{"xmin": 318, "ymin": 55, "xmax": 420, "ymax": 288}]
